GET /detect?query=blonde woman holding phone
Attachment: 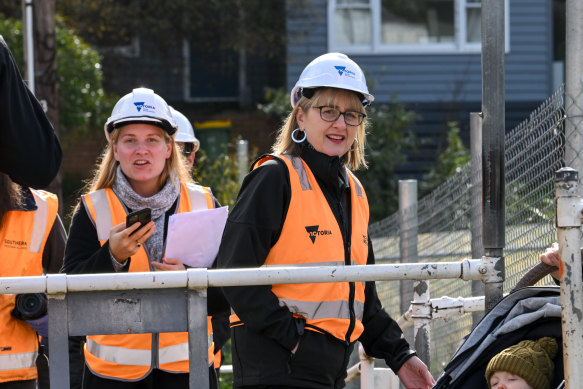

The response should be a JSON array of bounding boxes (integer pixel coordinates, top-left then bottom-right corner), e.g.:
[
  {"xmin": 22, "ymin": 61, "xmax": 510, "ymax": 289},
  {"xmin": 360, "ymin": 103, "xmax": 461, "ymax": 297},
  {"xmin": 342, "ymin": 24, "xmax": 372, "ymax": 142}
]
[{"xmin": 62, "ymin": 88, "xmax": 227, "ymax": 389}]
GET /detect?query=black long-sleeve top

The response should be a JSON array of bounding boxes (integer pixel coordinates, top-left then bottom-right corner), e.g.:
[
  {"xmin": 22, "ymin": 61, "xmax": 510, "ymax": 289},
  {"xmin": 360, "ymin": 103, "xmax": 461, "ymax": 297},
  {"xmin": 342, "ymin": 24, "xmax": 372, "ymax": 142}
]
[
  {"xmin": 0, "ymin": 36, "xmax": 62, "ymax": 188},
  {"xmin": 216, "ymin": 142, "xmax": 415, "ymax": 372}
]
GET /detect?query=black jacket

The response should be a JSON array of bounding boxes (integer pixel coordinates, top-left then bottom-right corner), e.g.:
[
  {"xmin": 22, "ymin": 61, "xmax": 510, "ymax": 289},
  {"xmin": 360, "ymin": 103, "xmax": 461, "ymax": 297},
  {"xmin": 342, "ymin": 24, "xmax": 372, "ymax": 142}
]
[
  {"xmin": 217, "ymin": 143, "xmax": 415, "ymax": 388},
  {"xmin": 0, "ymin": 36, "xmax": 62, "ymax": 188}
]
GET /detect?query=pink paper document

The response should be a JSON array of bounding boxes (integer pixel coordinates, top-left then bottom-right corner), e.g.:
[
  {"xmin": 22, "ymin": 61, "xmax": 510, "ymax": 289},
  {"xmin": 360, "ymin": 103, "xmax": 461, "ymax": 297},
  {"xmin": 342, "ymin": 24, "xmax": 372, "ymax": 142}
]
[{"xmin": 164, "ymin": 206, "xmax": 228, "ymax": 268}]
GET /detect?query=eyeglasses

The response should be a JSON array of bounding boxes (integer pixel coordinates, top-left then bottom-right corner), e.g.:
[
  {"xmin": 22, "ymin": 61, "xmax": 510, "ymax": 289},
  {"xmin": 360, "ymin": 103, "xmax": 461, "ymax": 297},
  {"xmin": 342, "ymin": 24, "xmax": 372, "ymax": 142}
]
[
  {"xmin": 179, "ymin": 142, "xmax": 195, "ymax": 156},
  {"xmin": 312, "ymin": 106, "xmax": 366, "ymax": 126}
]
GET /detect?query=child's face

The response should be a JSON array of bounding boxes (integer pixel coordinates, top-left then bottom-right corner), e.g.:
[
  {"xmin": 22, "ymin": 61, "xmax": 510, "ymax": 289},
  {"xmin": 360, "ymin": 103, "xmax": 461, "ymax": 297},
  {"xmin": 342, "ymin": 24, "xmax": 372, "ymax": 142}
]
[{"xmin": 489, "ymin": 371, "xmax": 534, "ymax": 389}]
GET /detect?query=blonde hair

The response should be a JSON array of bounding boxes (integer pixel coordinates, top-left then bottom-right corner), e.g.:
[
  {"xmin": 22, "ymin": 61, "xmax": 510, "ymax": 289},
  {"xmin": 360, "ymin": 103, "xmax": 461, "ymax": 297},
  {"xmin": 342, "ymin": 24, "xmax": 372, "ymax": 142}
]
[
  {"xmin": 86, "ymin": 126, "xmax": 193, "ymax": 194},
  {"xmin": 0, "ymin": 173, "xmax": 22, "ymax": 229},
  {"xmin": 272, "ymin": 88, "xmax": 368, "ymax": 170}
]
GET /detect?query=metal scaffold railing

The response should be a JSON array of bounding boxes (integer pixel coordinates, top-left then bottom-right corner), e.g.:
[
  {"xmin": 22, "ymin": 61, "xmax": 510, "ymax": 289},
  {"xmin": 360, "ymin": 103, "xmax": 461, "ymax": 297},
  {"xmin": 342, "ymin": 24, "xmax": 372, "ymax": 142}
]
[{"xmin": 1, "ymin": 261, "xmax": 489, "ymax": 389}]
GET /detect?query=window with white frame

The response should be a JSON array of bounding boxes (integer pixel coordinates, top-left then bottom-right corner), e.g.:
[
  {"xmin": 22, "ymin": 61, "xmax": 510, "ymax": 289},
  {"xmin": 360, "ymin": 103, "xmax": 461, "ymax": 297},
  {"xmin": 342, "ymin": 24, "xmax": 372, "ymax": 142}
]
[{"xmin": 329, "ymin": 0, "xmax": 508, "ymax": 54}]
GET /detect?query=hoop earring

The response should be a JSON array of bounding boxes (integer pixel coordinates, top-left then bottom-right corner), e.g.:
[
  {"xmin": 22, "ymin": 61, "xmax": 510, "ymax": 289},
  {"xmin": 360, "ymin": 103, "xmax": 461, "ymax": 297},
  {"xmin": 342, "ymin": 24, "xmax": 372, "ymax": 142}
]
[
  {"xmin": 349, "ymin": 138, "xmax": 359, "ymax": 152},
  {"xmin": 291, "ymin": 128, "xmax": 307, "ymax": 143}
]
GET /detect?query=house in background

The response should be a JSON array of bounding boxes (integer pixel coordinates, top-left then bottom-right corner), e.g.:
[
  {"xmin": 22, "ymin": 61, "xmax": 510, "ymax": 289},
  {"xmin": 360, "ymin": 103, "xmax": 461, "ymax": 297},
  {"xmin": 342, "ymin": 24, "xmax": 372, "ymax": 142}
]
[
  {"xmin": 286, "ymin": 0, "xmax": 562, "ymax": 177},
  {"xmin": 62, "ymin": 0, "xmax": 563, "ymax": 183},
  {"xmin": 57, "ymin": 2, "xmax": 288, "ymax": 183}
]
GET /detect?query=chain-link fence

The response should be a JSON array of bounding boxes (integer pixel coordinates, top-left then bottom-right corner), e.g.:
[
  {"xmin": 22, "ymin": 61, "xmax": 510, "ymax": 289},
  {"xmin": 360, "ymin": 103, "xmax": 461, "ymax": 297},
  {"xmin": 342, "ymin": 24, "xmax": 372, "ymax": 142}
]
[{"xmin": 369, "ymin": 86, "xmax": 566, "ymax": 375}]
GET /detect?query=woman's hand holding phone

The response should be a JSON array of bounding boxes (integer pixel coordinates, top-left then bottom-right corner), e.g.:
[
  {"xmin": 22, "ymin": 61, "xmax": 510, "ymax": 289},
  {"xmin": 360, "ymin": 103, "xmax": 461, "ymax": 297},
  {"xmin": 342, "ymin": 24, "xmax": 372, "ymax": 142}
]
[
  {"xmin": 109, "ymin": 219, "xmax": 156, "ymax": 263},
  {"xmin": 151, "ymin": 257, "xmax": 185, "ymax": 271}
]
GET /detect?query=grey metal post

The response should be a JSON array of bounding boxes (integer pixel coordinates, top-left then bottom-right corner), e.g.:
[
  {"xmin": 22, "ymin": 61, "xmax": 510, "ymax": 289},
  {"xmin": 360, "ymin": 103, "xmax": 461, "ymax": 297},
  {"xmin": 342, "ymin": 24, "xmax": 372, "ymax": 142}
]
[
  {"xmin": 554, "ymin": 167, "xmax": 583, "ymax": 387},
  {"xmin": 470, "ymin": 113, "xmax": 485, "ymax": 326},
  {"xmin": 188, "ymin": 289, "xmax": 210, "ymax": 388},
  {"xmin": 412, "ymin": 280, "xmax": 430, "ymax": 366},
  {"xmin": 237, "ymin": 139, "xmax": 249, "ymax": 187},
  {"xmin": 22, "ymin": 0, "xmax": 35, "ymax": 93},
  {"xmin": 481, "ymin": 0, "xmax": 505, "ymax": 311},
  {"xmin": 565, "ymin": 0, "xmax": 583, "ymax": 194},
  {"xmin": 398, "ymin": 180, "xmax": 418, "ymax": 317},
  {"xmin": 47, "ymin": 274, "xmax": 70, "ymax": 389}
]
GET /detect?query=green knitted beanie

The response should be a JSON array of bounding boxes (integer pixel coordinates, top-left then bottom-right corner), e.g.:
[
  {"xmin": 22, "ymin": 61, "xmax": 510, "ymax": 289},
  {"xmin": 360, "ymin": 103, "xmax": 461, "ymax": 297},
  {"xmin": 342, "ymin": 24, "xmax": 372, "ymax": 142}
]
[{"xmin": 485, "ymin": 337, "xmax": 558, "ymax": 389}]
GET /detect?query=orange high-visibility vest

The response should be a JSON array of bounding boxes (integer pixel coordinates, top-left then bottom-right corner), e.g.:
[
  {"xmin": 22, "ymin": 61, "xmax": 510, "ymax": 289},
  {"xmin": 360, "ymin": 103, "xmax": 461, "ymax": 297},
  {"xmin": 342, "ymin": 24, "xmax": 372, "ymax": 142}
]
[
  {"xmin": 0, "ymin": 190, "xmax": 58, "ymax": 383},
  {"xmin": 230, "ymin": 155, "xmax": 369, "ymax": 343},
  {"xmin": 213, "ymin": 349, "xmax": 221, "ymax": 370},
  {"xmin": 81, "ymin": 183, "xmax": 215, "ymax": 381}
]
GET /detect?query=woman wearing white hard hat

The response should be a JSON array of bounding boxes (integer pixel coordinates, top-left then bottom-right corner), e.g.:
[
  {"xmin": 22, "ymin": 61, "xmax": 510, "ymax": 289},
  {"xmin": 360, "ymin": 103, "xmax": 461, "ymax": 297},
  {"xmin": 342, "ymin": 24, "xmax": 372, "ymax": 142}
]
[
  {"xmin": 170, "ymin": 107, "xmax": 200, "ymax": 172},
  {"xmin": 217, "ymin": 53, "xmax": 435, "ymax": 388},
  {"xmin": 61, "ymin": 88, "xmax": 228, "ymax": 388}
]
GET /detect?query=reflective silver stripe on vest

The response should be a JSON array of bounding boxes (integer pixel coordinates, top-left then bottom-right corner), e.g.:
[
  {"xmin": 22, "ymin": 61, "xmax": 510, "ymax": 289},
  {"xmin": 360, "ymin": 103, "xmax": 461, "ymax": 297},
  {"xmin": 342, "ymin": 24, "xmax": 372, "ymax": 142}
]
[
  {"xmin": 158, "ymin": 334, "xmax": 213, "ymax": 365},
  {"xmin": 185, "ymin": 183, "xmax": 211, "ymax": 211},
  {"xmin": 86, "ymin": 338, "xmax": 151, "ymax": 366},
  {"xmin": 158, "ymin": 342, "xmax": 189, "ymax": 365},
  {"xmin": 283, "ymin": 155, "xmax": 312, "ymax": 191},
  {"xmin": 347, "ymin": 170, "xmax": 363, "ymax": 198},
  {"xmin": 0, "ymin": 351, "xmax": 38, "ymax": 370},
  {"xmin": 29, "ymin": 191, "xmax": 49, "ymax": 253},
  {"xmin": 278, "ymin": 298, "xmax": 364, "ymax": 321},
  {"xmin": 87, "ymin": 337, "xmax": 213, "ymax": 367},
  {"xmin": 261, "ymin": 261, "xmax": 363, "ymax": 321},
  {"xmin": 88, "ymin": 190, "xmax": 113, "ymax": 242}
]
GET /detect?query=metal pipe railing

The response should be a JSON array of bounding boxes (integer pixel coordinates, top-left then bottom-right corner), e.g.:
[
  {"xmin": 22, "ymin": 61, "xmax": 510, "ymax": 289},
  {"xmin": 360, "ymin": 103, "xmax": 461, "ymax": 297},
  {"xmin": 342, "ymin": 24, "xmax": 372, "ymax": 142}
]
[
  {"xmin": 0, "ymin": 260, "xmax": 486, "ymax": 294},
  {"xmin": 397, "ymin": 296, "xmax": 485, "ymax": 331},
  {"xmin": 0, "ymin": 259, "xmax": 488, "ymax": 389}
]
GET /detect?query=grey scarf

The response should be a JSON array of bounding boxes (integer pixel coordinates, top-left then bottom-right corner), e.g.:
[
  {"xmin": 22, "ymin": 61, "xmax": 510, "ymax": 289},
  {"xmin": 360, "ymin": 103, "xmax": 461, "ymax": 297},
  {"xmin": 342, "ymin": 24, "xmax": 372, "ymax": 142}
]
[{"xmin": 112, "ymin": 166, "xmax": 179, "ymax": 266}]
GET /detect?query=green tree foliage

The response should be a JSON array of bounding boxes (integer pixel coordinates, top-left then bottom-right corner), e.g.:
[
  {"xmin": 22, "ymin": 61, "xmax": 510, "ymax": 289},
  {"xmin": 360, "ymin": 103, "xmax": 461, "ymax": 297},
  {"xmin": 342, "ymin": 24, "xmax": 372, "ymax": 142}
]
[
  {"xmin": 55, "ymin": 17, "xmax": 118, "ymax": 145},
  {"xmin": 57, "ymin": 0, "xmax": 286, "ymax": 57},
  {"xmin": 257, "ymin": 87, "xmax": 291, "ymax": 120},
  {"xmin": 193, "ymin": 150, "xmax": 241, "ymax": 210},
  {"xmin": 419, "ymin": 121, "xmax": 471, "ymax": 196},
  {"xmin": 0, "ymin": 16, "xmax": 117, "ymax": 147},
  {"xmin": 0, "ymin": 17, "xmax": 24, "ymax": 60},
  {"xmin": 354, "ymin": 101, "xmax": 418, "ymax": 221}
]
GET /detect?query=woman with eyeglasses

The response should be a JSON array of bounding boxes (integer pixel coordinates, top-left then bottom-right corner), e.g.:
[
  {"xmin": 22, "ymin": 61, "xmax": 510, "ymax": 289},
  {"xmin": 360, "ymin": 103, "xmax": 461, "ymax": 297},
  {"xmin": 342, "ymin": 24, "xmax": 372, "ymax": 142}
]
[{"xmin": 216, "ymin": 53, "xmax": 435, "ymax": 389}]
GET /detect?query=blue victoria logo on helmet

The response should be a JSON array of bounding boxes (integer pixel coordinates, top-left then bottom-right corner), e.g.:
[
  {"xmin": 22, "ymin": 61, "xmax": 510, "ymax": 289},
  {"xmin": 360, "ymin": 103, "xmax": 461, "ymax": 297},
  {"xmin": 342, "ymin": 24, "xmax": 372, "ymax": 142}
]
[
  {"xmin": 133, "ymin": 102, "xmax": 157, "ymax": 114},
  {"xmin": 334, "ymin": 66, "xmax": 356, "ymax": 78}
]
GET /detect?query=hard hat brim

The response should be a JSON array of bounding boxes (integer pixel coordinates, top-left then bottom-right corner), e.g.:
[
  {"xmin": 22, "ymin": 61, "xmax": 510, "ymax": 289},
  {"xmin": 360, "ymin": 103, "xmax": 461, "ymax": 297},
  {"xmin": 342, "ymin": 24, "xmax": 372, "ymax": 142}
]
[
  {"xmin": 112, "ymin": 116, "xmax": 165, "ymax": 129},
  {"xmin": 106, "ymin": 117, "xmax": 177, "ymax": 137}
]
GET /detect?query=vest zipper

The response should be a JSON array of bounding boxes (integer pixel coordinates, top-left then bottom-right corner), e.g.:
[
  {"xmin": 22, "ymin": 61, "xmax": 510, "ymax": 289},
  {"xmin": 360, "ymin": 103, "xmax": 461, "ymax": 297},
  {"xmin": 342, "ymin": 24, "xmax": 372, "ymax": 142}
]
[{"xmin": 339, "ymin": 200, "xmax": 356, "ymax": 345}]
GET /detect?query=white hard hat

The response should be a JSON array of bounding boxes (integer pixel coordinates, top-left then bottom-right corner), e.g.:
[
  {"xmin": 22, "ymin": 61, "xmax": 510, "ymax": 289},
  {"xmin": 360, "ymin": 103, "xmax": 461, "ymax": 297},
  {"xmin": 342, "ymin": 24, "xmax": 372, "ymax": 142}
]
[
  {"xmin": 170, "ymin": 107, "xmax": 200, "ymax": 152},
  {"xmin": 104, "ymin": 87, "xmax": 177, "ymax": 141},
  {"xmin": 290, "ymin": 52, "xmax": 374, "ymax": 108}
]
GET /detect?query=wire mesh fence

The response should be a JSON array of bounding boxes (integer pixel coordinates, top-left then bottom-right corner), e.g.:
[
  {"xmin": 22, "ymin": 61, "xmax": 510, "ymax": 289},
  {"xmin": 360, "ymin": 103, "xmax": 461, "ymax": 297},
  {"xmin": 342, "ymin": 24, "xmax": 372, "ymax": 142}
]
[{"xmin": 369, "ymin": 86, "xmax": 566, "ymax": 375}]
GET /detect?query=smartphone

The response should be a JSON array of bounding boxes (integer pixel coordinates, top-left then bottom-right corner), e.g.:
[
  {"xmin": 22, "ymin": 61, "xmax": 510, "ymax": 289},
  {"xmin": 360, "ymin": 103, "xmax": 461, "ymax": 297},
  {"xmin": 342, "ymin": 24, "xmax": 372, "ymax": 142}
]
[{"xmin": 126, "ymin": 208, "xmax": 152, "ymax": 235}]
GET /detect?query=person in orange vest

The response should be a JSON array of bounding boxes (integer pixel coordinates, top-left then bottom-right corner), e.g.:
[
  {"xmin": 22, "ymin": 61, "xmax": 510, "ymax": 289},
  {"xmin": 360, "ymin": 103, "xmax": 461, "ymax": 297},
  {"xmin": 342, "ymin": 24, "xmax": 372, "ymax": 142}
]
[
  {"xmin": 0, "ymin": 173, "xmax": 66, "ymax": 389},
  {"xmin": 61, "ymin": 88, "xmax": 228, "ymax": 389},
  {"xmin": 216, "ymin": 53, "xmax": 436, "ymax": 389}
]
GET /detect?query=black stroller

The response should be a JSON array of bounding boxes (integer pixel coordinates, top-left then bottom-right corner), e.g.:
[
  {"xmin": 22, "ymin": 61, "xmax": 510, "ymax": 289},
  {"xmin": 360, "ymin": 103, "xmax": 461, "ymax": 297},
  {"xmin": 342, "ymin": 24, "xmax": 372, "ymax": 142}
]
[{"xmin": 433, "ymin": 264, "xmax": 564, "ymax": 389}]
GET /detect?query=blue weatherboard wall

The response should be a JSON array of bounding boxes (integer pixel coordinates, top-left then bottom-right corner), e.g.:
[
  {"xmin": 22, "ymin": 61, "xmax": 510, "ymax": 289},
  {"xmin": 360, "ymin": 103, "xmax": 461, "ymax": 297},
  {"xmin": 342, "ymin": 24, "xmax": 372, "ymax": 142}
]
[{"xmin": 285, "ymin": 0, "xmax": 553, "ymax": 176}]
